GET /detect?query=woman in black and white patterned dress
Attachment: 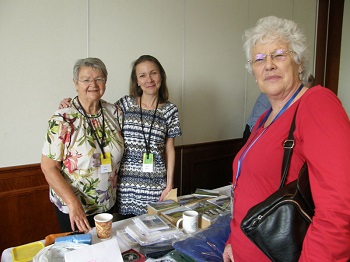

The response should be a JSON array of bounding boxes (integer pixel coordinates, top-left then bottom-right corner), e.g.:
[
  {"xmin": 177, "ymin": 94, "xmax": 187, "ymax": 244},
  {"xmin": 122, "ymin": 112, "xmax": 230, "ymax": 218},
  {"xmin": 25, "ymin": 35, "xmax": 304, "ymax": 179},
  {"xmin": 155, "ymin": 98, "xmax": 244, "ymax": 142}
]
[{"xmin": 116, "ymin": 55, "xmax": 182, "ymax": 218}]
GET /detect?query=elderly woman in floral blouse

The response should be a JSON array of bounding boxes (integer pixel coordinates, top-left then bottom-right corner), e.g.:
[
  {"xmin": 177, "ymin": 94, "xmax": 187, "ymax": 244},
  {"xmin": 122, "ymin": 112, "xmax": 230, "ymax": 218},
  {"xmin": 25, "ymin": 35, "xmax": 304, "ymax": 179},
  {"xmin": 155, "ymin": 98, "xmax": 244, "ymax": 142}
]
[{"xmin": 41, "ymin": 58, "xmax": 124, "ymax": 233}]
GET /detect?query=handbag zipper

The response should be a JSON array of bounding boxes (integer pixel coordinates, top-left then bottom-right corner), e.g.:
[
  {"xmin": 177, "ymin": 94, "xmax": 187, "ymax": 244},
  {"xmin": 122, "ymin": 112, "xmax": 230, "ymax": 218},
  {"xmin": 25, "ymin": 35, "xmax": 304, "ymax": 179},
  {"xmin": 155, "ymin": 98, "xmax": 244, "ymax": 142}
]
[
  {"xmin": 249, "ymin": 199, "xmax": 312, "ymax": 227},
  {"xmin": 251, "ymin": 215, "xmax": 263, "ymax": 227}
]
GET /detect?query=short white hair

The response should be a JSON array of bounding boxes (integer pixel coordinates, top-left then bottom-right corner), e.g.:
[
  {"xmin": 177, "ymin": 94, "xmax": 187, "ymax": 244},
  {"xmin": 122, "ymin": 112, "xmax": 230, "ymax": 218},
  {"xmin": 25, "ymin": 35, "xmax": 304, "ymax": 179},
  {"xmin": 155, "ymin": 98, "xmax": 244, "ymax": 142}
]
[{"xmin": 243, "ymin": 16, "xmax": 309, "ymax": 83}]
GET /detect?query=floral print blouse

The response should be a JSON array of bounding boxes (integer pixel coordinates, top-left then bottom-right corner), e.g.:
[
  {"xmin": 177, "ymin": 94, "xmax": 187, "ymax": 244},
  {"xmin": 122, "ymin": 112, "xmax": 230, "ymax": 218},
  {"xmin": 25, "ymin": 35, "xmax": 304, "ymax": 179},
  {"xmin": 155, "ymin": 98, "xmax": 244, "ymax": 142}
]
[{"xmin": 42, "ymin": 97, "xmax": 124, "ymax": 215}]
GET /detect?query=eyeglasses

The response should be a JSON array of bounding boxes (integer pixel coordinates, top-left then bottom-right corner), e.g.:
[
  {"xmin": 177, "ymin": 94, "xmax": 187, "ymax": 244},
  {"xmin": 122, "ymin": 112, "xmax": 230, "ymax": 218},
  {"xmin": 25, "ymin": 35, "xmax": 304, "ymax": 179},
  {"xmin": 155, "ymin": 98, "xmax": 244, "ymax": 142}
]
[
  {"xmin": 249, "ymin": 49, "xmax": 294, "ymax": 65},
  {"xmin": 78, "ymin": 77, "xmax": 106, "ymax": 86}
]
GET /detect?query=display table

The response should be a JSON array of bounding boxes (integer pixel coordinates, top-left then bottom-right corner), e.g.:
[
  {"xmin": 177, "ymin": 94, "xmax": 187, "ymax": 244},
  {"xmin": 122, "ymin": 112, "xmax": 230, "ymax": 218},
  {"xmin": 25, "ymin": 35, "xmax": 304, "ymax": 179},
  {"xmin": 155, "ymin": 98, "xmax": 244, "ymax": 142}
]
[
  {"xmin": 1, "ymin": 185, "xmax": 231, "ymax": 262},
  {"xmin": 1, "ymin": 218, "xmax": 133, "ymax": 262}
]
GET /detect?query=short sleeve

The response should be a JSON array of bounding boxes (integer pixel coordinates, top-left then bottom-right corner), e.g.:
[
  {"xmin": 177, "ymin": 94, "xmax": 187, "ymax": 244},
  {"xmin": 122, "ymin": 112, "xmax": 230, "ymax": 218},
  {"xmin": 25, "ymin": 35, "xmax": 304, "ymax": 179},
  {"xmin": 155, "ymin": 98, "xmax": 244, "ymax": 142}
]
[
  {"xmin": 42, "ymin": 114, "xmax": 70, "ymax": 161},
  {"xmin": 165, "ymin": 104, "xmax": 182, "ymax": 138}
]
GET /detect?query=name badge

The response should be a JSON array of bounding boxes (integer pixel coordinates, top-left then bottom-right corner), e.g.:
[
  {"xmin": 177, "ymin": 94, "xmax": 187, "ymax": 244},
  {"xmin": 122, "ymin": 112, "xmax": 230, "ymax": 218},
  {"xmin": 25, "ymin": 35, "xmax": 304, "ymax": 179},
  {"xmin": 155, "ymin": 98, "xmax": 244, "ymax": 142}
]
[
  {"xmin": 142, "ymin": 153, "xmax": 154, "ymax": 172},
  {"xmin": 100, "ymin": 152, "xmax": 112, "ymax": 173}
]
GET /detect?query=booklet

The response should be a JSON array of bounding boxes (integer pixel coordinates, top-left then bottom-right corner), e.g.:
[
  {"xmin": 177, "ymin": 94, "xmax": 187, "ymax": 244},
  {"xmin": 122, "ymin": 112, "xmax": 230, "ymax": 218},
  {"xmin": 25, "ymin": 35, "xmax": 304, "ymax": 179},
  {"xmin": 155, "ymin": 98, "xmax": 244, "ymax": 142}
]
[
  {"xmin": 147, "ymin": 199, "xmax": 180, "ymax": 215},
  {"xmin": 177, "ymin": 194, "xmax": 202, "ymax": 206},
  {"xmin": 207, "ymin": 195, "xmax": 230, "ymax": 210},
  {"xmin": 193, "ymin": 188, "xmax": 220, "ymax": 198},
  {"xmin": 160, "ymin": 205, "xmax": 191, "ymax": 225},
  {"xmin": 186, "ymin": 200, "xmax": 219, "ymax": 215},
  {"xmin": 133, "ymin": 215, "xmax": 170, "ymax": 232}
]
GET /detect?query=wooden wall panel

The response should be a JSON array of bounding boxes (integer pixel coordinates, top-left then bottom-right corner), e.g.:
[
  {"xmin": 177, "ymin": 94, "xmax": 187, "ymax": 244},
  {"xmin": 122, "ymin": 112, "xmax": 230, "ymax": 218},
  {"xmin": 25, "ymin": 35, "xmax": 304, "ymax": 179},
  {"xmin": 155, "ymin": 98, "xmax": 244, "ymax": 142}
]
[
  {"xmin": 173, "ymin": 147, "xmax": 182, "ymax": 191},
  {"xmin": 0, "ymin": 164, "xmax": 60, "ymax": 253},
  {"xmin": 181, "ymin": 139, "xmax": 244, "ymax": 195}
]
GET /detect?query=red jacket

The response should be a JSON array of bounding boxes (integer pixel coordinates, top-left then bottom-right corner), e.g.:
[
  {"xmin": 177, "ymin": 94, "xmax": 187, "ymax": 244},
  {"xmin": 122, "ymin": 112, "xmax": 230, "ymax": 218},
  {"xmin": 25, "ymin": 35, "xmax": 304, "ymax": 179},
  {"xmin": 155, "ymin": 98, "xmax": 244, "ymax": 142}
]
[{"xmin": 227, "ymin": 86, "xmax": 350, "ymax": 261}]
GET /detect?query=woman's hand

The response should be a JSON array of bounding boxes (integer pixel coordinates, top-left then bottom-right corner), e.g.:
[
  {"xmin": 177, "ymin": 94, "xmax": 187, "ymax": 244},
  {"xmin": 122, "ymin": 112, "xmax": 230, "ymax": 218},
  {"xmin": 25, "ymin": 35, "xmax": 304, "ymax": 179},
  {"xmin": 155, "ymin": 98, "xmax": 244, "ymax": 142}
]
[
  {"xmin": 223, "ymin": 244, "xmax": 234, "ymax": 262},
  {"xmin": 41, "ymin": 155, "xmax": 91, "ymax": 233},
  {"xmin": 159, "ymin": 185, "xmax": 173, "ymax": 201},
  {"xmin": 68, "ymin": 201, "xmax": 92, "ymax": 233},
  {"xmin": 59, "ymin": 97, "xmax": 72, "ymax": 109}
]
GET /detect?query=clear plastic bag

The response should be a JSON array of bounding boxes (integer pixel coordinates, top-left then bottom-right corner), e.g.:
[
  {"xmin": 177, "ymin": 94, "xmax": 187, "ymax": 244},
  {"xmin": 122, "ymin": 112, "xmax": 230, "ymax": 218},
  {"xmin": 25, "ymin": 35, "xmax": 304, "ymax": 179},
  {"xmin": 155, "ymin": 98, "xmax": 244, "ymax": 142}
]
[
  {"xmin": 117, "ymin": 214, "xmax": 187, "ymax": 246},
  {"xmin": 33, "ymin": 242, "xmax": 89, "ymax": 262}
]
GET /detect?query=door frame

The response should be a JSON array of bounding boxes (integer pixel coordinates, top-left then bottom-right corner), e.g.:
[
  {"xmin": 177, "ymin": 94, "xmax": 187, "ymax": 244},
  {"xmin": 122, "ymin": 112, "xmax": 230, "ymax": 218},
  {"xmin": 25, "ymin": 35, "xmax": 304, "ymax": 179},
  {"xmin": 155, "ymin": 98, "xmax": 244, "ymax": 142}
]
[{"xmin": 315, "ymin": 0, "xmax": 345, "ymax": 95}]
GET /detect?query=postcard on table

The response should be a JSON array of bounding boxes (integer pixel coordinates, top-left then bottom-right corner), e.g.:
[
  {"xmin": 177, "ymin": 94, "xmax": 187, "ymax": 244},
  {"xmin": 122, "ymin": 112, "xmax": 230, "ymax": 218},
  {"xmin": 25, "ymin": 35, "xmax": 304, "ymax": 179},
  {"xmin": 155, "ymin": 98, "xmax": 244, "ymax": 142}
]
[
  {"xmin": 64, "ymin": 237, "xmax": 123, "ymax": 262},
  {"xmin": 193, "ymin": 188, "xmax": 220, "ymax": 198}
]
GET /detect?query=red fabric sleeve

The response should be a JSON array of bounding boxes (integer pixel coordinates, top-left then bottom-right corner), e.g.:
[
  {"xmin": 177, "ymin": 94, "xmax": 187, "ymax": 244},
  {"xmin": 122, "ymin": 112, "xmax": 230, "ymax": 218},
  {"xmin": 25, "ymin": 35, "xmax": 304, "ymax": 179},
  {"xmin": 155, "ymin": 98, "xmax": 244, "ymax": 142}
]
[{"xmin": 296, "ymin": 87, "xmax": 350, "ymax": 261}]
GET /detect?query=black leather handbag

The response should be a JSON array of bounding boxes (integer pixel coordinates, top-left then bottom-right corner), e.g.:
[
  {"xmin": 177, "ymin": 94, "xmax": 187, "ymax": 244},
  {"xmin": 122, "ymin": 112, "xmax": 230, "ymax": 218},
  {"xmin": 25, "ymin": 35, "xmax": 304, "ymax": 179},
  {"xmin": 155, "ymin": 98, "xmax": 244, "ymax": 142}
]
[{"xmin": 240, "ymin": 109, "xmax": 315, "ymax": 262}]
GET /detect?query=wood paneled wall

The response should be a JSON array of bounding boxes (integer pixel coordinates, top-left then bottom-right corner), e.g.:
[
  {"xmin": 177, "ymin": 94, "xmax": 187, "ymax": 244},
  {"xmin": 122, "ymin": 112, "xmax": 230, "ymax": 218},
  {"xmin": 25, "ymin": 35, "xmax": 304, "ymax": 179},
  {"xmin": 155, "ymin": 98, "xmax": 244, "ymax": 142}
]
[
  {"xmin": 0, "ymin": 139, "xmax": 243, "ymax": 253},
  {"xmin": 180, "ymin": 139, "xmax": 244, "ymax": 195},
  {"xmin": 0, "ymin": 164, "xmax": 60, "ymax": 253}
]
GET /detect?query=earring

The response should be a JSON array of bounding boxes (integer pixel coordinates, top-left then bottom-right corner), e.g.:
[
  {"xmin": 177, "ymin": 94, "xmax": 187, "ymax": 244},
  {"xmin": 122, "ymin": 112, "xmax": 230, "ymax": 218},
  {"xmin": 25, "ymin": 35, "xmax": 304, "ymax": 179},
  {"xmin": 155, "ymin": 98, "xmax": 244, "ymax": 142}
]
[{"xmin": 298, "ymin": 67, "xmax": 303, "ymax": 81}]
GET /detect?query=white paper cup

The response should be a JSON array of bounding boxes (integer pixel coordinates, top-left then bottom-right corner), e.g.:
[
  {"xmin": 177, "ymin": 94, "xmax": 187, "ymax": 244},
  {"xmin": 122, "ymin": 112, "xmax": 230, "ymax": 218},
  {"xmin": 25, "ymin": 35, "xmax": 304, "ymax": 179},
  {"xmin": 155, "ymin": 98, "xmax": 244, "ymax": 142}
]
[
  {"xmin": 176, "ymin": 210, "xmax": 199, "ymax": 234},
  {"xmin": 94, "ymin": 213, "xmax": 113, "ymax": 240}
]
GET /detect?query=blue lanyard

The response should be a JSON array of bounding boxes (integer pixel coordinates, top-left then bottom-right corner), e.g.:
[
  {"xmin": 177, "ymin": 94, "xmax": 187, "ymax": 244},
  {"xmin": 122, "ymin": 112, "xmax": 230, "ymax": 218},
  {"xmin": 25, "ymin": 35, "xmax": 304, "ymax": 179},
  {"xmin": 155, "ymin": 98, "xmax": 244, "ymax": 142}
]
[{"xmin": 233, "ymin": 84, "xmax": 304, "ymax": 191}]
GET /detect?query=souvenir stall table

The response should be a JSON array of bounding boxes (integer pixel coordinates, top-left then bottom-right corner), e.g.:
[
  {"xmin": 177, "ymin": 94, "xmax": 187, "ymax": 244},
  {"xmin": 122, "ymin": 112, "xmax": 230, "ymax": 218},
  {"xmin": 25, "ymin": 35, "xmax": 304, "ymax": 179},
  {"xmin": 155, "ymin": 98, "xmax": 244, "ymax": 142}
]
[{"xmin": 1, "ymin": 186, "xmax": 231, "ymax": 262}]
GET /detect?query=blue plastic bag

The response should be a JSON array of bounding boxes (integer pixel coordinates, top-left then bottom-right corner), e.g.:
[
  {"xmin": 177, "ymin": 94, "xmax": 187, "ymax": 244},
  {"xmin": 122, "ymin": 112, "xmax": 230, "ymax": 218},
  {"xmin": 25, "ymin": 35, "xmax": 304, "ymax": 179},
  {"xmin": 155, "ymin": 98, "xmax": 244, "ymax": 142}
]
[{"xmin": 173, "ymin": 214, "xmax": 231, "ymax": 262}]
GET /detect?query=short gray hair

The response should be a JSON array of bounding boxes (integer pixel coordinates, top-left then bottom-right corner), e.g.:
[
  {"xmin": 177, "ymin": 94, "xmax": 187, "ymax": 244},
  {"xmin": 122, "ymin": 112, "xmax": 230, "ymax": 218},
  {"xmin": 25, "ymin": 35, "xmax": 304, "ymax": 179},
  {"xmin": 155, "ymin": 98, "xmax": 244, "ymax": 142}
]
[
  {"xmin": 73, "ymin": 57, "xmax": 108, "ymax": 81},
  {"xmin": 243, "ymin": 16, "xmax": 309, "ymax": 83}
]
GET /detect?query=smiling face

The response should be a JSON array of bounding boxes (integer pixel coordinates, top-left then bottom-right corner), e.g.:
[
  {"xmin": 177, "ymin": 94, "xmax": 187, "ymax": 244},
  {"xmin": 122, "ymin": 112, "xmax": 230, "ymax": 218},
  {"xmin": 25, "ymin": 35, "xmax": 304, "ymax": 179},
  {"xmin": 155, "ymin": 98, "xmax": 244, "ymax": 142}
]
[
  {"xmin": 74, "ymin": 66, "xmax": 106, "ymax": 105},
  {"xmin": 251, "ymin": 40, "xmax": 302, "ymax": 100},
  {"xmin": 136, "ymin": 61, "xmax": 162, "ymax": 97}
]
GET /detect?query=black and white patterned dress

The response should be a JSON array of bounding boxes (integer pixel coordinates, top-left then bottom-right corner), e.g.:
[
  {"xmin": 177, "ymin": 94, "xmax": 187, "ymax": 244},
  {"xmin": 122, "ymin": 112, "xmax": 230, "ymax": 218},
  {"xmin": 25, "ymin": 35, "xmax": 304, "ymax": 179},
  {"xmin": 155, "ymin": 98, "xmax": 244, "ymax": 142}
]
[{"xmin": 116, "ymin": 95, "xmax": 182, "ymax": 215}]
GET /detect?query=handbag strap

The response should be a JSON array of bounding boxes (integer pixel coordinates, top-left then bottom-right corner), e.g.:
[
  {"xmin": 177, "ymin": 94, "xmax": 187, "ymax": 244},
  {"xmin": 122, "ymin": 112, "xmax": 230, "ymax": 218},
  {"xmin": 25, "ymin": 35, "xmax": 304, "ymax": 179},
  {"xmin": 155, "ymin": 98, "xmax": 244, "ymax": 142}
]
[{"xmin": 279, "ymin": 107, "xmax": 298, "ymax": 188}]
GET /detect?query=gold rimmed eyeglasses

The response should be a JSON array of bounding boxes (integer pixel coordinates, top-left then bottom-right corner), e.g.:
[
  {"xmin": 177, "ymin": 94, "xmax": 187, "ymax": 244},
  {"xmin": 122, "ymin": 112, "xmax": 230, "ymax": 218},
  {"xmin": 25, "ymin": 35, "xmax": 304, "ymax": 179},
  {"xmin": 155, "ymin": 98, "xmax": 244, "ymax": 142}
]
[{"xmin": 248, "ymin": 49, "xmax": 295, "ymax": 65}]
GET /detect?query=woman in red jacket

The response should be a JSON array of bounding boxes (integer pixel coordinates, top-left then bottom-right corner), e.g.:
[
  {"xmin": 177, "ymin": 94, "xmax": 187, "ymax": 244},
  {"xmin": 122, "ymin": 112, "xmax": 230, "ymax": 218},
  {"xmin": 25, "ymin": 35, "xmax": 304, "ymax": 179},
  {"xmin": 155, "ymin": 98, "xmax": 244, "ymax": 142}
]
[{"xmin": 223, "ymin": 16, "xmax": 350, "ymax": 261}]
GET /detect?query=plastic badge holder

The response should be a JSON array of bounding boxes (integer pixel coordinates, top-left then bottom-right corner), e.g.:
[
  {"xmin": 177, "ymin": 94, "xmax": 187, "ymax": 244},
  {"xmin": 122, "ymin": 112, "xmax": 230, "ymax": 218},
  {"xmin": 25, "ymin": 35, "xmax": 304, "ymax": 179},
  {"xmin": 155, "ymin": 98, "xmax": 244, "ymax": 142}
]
[{"xmin": 11, "ymin": 241, "xmax": 45, "ymax": 262}]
